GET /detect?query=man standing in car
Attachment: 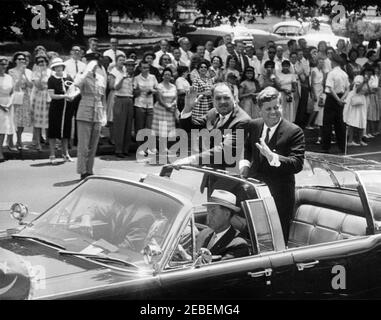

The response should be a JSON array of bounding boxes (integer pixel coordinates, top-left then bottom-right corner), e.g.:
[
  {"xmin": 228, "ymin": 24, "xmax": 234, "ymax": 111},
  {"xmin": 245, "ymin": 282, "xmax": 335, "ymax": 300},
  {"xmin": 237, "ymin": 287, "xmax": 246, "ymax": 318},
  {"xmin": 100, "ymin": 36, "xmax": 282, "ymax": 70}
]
[{"xmin": 240, "ymin": 86, "xmax": 305, "ymax": 241}]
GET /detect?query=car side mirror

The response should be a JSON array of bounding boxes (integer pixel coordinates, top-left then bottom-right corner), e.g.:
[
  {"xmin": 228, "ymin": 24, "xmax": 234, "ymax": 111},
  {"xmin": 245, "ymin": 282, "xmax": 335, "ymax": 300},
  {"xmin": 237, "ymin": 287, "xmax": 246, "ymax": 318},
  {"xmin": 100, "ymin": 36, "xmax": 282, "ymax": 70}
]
[
  {"xmin": 143, "ymin": 240, "xmax": 162, "ymax": 264},
  {"xmin": 10, "ymin": 203, "xmax": 29, "ymax": 225}
]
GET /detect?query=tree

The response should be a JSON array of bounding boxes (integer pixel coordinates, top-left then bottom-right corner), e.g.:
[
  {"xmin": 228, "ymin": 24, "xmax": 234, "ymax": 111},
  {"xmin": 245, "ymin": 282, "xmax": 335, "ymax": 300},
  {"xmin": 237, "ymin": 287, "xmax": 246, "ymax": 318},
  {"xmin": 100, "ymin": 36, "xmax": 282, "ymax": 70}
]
[
  {"xmin": 194, "ymin": 0, "xmax": 380, "ymax": 23},
  {"xmin": 0, "ymin": 0, "xmax": 78, "ymax": 42}
]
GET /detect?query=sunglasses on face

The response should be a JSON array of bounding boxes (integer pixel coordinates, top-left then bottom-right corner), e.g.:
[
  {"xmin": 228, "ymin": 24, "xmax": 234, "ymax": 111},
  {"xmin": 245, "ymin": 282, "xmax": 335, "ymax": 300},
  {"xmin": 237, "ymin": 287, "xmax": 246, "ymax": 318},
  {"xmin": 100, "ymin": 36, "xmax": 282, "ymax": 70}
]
[
  {"xmin": 37, "ymin": 60, "xmax": 46, "ymax": 64},
  {"xmin": 199, "ymin": 66, "xmax": 208, "ymax": 69},
  {"xmin": 17, "ymin": 58, "xmax": 26, "ymax": 61},
  {"xmin": 0, "ymin": 63, "xmax": 7, "ymax": 66}
]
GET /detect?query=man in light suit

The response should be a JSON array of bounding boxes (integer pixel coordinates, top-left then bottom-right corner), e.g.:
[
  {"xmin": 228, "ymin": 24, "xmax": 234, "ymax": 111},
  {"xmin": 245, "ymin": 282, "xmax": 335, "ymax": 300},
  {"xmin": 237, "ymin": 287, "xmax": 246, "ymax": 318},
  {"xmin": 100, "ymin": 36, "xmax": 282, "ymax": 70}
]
[
  {"xmin": 174, "ymin": 82, "xmax": 250, "ymax": 170},
  {"xmin": 196, "ymin": 189, "xmax": 249, "ymax": 261},
  {"xmin": 240, "ymin": 87, "xmax": 305, "ymax": 241}
]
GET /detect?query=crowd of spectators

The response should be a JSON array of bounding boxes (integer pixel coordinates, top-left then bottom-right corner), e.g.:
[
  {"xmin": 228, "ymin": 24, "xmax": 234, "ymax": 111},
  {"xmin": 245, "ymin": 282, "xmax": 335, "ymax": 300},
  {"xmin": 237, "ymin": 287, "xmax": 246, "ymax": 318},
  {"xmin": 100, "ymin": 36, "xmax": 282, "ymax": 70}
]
[{"xmin": 1, "ymin": 34, "xmax": 381, "ymax": 163}]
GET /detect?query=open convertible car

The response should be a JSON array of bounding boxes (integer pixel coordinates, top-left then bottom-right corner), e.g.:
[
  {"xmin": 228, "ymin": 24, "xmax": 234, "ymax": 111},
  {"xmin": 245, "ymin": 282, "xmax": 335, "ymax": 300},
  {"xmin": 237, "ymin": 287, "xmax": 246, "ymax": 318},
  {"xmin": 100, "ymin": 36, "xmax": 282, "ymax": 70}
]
[{"xmin": 1, "ymin": 152, "xmax": 381, "ymax": 299}]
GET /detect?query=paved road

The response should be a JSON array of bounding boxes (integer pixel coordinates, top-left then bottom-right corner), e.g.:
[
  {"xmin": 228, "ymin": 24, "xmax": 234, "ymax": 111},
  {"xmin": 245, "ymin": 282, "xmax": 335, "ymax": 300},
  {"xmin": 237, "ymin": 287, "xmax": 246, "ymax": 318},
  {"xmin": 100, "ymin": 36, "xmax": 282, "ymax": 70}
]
[{"xmin": 0, "ymin": 157, "xmax": 161, "ymax": 215}]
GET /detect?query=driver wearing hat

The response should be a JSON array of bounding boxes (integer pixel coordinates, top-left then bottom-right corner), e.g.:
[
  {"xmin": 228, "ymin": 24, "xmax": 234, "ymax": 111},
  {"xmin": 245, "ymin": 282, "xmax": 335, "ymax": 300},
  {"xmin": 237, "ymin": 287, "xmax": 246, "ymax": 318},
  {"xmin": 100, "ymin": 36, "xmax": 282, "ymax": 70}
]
[{"xmin": 196, "ymin": 189, "xmax": 249, "ymax": 260}]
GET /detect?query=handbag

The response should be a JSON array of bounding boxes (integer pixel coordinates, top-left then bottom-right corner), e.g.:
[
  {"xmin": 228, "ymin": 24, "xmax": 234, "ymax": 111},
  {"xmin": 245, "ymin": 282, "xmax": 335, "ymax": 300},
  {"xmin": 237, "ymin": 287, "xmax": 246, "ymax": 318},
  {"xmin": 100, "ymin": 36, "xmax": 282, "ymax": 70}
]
[
  {"xmin": 13, "ymin": 90, "xmax": 24, "ymax": 105},
  {"xmin": 318, "ymin": 93, "xmax": 326, "ymax": 107},
  {"xmin": 350, "ymin": 94, "xmax": 364, "ymax": 107}
]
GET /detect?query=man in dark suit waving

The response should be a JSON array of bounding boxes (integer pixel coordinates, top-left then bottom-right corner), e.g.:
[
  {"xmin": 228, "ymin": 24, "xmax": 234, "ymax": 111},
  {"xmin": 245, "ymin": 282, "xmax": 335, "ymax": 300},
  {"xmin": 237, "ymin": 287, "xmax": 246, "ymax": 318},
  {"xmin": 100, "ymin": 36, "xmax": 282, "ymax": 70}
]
[
  {"xmin": 174, "ymin": 82, "xmax": 250, "ymax": 170},
  {"xmin": 196, "ymin": 189, "xmax": 249, "ymax": 260},
  {"xmin": 240, "ymin": 87, "xmax": 305, "ymax": 241}
]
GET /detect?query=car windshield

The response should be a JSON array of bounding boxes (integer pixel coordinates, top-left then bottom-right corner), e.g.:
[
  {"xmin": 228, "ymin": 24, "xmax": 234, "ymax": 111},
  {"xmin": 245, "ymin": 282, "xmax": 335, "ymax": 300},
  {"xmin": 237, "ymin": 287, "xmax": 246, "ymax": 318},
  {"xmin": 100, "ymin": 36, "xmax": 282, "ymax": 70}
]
[
  {"xmin": 18, "ymin": 178, "xmax": 184, "ymax": 268},
  {"xmin": 274, "ymin": 26, "xmax": 302, "ymax": 36}
]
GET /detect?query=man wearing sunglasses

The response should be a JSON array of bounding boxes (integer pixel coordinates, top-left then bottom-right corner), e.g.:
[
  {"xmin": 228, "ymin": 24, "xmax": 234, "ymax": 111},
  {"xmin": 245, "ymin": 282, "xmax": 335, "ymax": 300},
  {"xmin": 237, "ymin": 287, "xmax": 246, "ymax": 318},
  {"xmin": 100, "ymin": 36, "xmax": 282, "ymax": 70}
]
[{"xmin": 239, "ymin": 86, "xmax": 305, "ymax": 242}]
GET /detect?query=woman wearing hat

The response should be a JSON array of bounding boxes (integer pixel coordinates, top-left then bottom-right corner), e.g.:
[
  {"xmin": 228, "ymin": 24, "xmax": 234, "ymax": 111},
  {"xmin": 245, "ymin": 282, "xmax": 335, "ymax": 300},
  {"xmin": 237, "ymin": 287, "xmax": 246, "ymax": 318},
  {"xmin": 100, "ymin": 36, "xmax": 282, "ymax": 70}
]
[
  {"xmin": 0, "ymin": 56, "xmax": 15, "ymax": 162},
  {"xmin": 8, "ymin": 52, "xmax": 33, "ymax": 150},
  {"xmin": 31, "ymin": 54, "xmax": 51, "ymax": 151},
  {"xmin": 47, "ymin": 57, "xmax": 76, "ymax": 164},
  {"xmin": 134, "ymin": 52, "xmax": 161, "ymax": 82}
]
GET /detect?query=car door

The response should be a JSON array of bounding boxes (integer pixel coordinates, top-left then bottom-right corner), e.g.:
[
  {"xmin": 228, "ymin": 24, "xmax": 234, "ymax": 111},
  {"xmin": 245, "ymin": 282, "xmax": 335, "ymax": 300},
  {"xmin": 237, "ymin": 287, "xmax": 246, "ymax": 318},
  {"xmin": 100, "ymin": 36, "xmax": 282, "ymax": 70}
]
[
  {"xmin": 158, "ymin": 216, "xmax": 273, "ymax": 299},
  {"xmin": 241, "ymin": 197, "xmax": 296, "ymax": 297}
]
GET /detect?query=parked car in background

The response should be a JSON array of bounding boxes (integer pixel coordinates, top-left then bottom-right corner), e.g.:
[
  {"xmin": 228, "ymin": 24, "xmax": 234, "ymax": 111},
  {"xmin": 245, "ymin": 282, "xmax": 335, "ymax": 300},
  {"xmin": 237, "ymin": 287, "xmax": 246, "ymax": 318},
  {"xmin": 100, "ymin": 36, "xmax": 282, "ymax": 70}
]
[
  {"xmin": 1, "ymin": 152, "xmax": 381, "ymax": 299},
  {"xmin": 185, "ymin": 23, "xmax": 286, "ymax": 50},
  {"xmin": 272, "ymin": 20, "xmax": 349, "ymax": 48}
]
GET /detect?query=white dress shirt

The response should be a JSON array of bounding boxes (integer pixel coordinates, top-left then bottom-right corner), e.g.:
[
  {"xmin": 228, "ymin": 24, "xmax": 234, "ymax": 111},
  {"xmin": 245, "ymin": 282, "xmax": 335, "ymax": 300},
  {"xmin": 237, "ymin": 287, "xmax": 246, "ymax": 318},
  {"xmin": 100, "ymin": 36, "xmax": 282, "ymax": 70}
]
[
  {"xmin": 325, "ymin": 66, "xmax": 350, "ymax": 94},
  {"xmin": 207, "ymin": 227, "xmax": 231, "ymax": 249},
  {"xmin": 239, "ymin": 119, "xmax": 282, "ymax": 170},
  {"xmin": 103, "ymin": 49, "xmax": 125, "ymax": 63},
  {"xmin": 179, "ymin": 48, "xmax": 193, "ymax": 68},
  {"xmin": 64, "ymin": 58, "xmax": 86, "ymax": 80}
]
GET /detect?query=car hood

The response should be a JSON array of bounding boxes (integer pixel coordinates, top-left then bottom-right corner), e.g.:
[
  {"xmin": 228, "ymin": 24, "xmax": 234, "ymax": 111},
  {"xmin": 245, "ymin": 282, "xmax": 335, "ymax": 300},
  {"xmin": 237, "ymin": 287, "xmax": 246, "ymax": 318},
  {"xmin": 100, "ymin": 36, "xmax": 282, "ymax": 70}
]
[{"xmin": 0, "ymin": 237, "xmax": 155, "ymax": 300}]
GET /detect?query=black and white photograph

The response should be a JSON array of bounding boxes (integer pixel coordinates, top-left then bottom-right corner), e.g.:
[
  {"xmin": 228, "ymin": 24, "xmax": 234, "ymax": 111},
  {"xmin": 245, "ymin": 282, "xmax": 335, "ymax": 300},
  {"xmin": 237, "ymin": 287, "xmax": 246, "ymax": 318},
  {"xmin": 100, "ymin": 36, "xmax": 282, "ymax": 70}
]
[{"xmin": 1, "ymin": 0, "xmax": 381, "ymax": 304}]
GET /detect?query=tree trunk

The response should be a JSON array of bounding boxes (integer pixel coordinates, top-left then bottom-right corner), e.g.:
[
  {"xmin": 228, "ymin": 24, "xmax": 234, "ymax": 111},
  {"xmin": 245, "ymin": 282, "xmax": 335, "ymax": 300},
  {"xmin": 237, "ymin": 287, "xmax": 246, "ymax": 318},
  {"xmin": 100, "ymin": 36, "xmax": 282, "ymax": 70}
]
[
  {"xmin": 96, "ymin": 8, "xmax": 109, "ymax": 38},
  {"xmin": 74, "ymin": 6, "xmax": 87, "ymax": 42}
]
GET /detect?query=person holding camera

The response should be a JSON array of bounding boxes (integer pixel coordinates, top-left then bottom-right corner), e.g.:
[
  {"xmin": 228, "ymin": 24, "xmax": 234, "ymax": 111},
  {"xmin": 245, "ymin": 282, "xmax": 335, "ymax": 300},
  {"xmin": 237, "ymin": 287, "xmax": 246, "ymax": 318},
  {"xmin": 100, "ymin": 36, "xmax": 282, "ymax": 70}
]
[
  {"xmin": 109, "ymin": 55, "xmax": 135, "ymax": 158},
  {"xmin": 275, "ymin": 60, "xmax": 297, "ymax": 123}
]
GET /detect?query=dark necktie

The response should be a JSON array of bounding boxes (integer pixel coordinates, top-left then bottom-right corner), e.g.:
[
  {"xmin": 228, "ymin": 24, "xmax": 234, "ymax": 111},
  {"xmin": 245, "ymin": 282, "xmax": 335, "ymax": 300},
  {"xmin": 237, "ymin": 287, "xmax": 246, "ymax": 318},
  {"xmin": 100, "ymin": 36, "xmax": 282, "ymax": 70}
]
[
  {"xmin": 265, "ymin": 127, "xmax": 271, "ymax": 145},
  {"xmin": 75, "ymin": 60, "xmax": 78, "ymax": 74}
]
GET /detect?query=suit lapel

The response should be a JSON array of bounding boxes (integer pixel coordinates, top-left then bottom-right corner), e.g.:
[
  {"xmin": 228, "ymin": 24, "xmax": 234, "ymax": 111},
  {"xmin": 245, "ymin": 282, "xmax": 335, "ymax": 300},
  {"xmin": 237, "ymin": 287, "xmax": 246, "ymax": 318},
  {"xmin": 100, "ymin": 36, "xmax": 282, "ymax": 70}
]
[
  {"xmin": 210, "ymin": 226, "xmax": 236, "ymax": 255},
  {"xmin": 268, "ymin": 119, "xmax": 284, "ymax": 150}
]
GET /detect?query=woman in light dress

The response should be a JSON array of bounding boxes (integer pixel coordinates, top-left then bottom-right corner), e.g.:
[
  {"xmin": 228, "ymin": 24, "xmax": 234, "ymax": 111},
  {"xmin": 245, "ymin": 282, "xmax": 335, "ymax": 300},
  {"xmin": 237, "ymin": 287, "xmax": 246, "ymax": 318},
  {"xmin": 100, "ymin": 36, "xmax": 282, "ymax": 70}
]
[
  {"xmin": 344, "ymin": 75, "xmax": 368, "ymax": 146},
  {"xmin": 306, "ymin": 57, "xmax": 325, "ymax": 144},
  {"xmin": 239, "ymin": 66, "xmax": 261, "ymax": 119},
  {"xmin": 362, "ymin": 67, "xmax": 380, "ymax": 138},
  {"xmin": 0, "ymin": 57, "xmax": 14, "ymax": 162},
  {"xmin": 8, "ymin": 52, "xmax": 33, "ymax": 150},
  {"xmin": 275, "ymin": 60, "xmax": 297, "ymax": 122},
  {"xmin": 151, "ymin": 67, "xmax": 177, "ymax": 156},
  {"xmin": 31, "ymin": 54, "xmax": 51, "ymax": 151}
]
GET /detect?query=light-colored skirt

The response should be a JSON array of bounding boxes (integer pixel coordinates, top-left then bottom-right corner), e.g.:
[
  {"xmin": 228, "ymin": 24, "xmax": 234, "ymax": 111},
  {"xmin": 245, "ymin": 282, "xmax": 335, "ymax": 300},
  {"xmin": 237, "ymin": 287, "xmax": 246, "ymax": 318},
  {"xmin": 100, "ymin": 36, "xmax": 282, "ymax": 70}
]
[
  {"xmin": 14, "ymin": 92, "xmax": 31, "ymax": 127},
  {"xmin": 107, "ymin": 90, "xmax": 115, "ymax": 122},
  {"xmin": 239, "ymin": 97, "xmax": 260, "ymax": 119},
  {"xmin": 344, "ymin": 93, "xmax": 367, "ymax": 129},
  {"xmin": 281, "ymin": 92, "xmax": 296, "ymax": 123},
  {"xmin": 31, "ymin": 88, "xmax": 49, "ymax": 129}
]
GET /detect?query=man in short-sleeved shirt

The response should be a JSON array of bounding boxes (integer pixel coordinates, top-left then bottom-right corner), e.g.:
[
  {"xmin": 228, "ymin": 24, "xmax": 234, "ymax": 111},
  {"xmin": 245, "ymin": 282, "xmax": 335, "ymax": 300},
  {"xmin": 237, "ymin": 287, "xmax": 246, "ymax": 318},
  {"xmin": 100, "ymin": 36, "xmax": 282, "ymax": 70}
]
[{"xmin": 321, "ymin": 53, "xmax": 350, "ymax": 154}]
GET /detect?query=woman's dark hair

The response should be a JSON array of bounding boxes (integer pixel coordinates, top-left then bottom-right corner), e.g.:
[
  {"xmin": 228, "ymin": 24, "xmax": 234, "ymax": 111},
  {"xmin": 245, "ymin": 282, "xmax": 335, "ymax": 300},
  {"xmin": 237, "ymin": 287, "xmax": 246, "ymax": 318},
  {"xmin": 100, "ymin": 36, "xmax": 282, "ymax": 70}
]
[
  {"xmin": 362, "ymin": 66, "xmax": 375, "ymax": 75},
  {"xmin": 281, "ymin": 60, "xmax": 291, "ymax": 67},
  {"xmin": 366, "ymin": 50, "xmax": 376, "ymax": 59},
  {"xmin": 34, "ymin": 54, "xmax": 49, "ymax": 64},
  {"xmin": 264, "ymin": 60, "xmax": 275, "ymax": 68},
  {"xmin": 162, "ymin": 67, "xmax": 173, "ymax": 76},
  {"xmin": 177, "ymin": 65, "xmax": 189, "ymax": 77},
  {"xmin": 143, "ymin": 51, "xmax": 156, "ymax": 61},
  {"xmin": 226, "ymin": 55, "xmax": 237, "ymax": 68},
  {"xmin": 197, "ymin": 59, "xmax": 210, "ymax": 70},
  {"xmin": 127, "ymin": 50, "xmax": 137, "ymax": 57},
  {"xmin": 368, "ymin": 39, "xmax": 378, "ymax": 49},
  {"xmin": 12, "ymin": 52, "xmax": 26, "ymax": 64},
  {"xmin": 309, "ymin": 59, "xmax": 318, "ymax": 68},
  {"xmin": 241, "ymin": 66, "xmax": 255, "ymax": 81},
  {"xmin": 211, "ymin": 55, "xmax": 223, "ymax": 66},
  {"xmin": 159, "ymin": 53, "xmax": 172, "ymax": 67},
  {"xmin": 317, "ymin": 41, "xmax": 327, "ymax": 53},
  {"xmin": 348, "ymin": 48, "xmax": 359, "ymax": 59}
]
